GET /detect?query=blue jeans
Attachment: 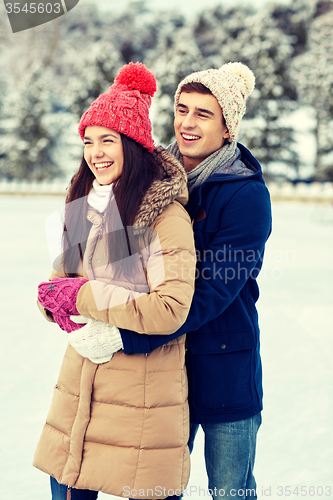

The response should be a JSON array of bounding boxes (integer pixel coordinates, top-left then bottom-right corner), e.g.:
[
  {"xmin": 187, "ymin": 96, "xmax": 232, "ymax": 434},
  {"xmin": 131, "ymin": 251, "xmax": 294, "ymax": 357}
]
[
  {"xmin": 183, "ymin": 413, "xmax": 262, "ymax": 500},
  {"xmin": 50, "ymin": 476, "xmax": 98, "ymax": 499}
]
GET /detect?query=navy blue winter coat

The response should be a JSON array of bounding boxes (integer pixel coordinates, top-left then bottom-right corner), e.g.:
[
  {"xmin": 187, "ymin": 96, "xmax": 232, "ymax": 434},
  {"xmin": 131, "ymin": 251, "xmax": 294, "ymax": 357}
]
[{"xmin": 120, "ymin": 143, "xmax": 272, "ymax": 423}]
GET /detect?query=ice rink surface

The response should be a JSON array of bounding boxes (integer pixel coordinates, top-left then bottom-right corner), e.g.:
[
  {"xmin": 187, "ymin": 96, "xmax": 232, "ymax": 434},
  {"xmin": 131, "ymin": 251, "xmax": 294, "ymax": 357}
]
[{"xmin": 0, "ymin": 195, "xmax": 332, "ymax": 500}]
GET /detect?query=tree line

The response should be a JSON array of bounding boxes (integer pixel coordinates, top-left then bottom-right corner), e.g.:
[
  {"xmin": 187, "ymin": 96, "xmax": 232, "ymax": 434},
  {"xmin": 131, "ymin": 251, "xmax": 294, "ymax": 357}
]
[{"xmin": 0, "ymin": 0, "xmax": 332, "ymax": 181}]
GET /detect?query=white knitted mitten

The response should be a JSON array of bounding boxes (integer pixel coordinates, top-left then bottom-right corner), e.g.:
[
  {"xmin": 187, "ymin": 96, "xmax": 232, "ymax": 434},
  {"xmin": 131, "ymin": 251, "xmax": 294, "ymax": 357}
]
[{"xmin": 68, "ymin": 315, "xmax": 124, "ymax": 364}]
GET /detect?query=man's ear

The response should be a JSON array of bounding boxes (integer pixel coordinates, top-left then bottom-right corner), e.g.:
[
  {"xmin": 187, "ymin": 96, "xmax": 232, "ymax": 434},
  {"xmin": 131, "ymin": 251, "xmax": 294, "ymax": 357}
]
[{"xmin": 223, "ymin": 129, "xmax": 230, "ymax": 139}]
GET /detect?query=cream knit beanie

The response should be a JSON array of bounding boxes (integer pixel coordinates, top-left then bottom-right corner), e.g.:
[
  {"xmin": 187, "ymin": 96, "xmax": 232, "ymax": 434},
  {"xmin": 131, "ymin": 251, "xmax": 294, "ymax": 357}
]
[{"xmin": 174, "ymin": 62, "xmax": 255, "ymax": 141}]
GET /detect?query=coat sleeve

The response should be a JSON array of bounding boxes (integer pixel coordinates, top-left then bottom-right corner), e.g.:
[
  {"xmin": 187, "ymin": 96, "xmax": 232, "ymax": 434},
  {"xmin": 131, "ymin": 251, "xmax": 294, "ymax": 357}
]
[
  {"xmin": 76, "ymin": 204, "xmax": 196, "ymax": 335},
  {"xmin": 120, "ymin": 181, "xmax": 272, "ymax": 353}
]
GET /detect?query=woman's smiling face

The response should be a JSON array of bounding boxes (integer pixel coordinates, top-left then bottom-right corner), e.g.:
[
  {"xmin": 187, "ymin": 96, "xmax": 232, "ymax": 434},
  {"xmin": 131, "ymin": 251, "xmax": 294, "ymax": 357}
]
[{"xmin": 83, "ymin": 126, "xmax": 124, "ymax": 185}]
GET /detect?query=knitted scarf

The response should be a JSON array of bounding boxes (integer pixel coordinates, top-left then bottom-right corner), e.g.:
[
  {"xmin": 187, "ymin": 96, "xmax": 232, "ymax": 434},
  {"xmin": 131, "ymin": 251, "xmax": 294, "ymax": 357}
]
[{"xmin": 168, "ymin": 140, "xmax": 237, "ymax": 193}]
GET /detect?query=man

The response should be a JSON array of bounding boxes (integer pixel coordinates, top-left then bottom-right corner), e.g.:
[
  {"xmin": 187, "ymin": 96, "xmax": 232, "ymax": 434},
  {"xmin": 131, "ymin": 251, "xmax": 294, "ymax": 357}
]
[
  {"xmin": 68, "ymin": 62, "xmax": 272, "ymax": 500},
  {"xmin": 120, "ymin": 62, "xmax": 272, "ymax": 500}
]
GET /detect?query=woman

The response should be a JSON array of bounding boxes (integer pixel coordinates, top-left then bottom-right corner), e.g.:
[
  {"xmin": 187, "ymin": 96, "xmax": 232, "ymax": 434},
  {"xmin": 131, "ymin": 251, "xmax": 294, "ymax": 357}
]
[{"xmin": 34, "ymin": 62, "xmax": 196, "ymax": 500}]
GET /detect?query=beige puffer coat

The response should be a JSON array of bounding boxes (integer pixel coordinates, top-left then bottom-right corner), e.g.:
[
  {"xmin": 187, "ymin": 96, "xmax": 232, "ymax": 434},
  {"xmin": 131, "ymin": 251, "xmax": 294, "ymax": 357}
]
[{"xmin": 33, "ymin": 147, "xmax": 196, "ymax": 498}]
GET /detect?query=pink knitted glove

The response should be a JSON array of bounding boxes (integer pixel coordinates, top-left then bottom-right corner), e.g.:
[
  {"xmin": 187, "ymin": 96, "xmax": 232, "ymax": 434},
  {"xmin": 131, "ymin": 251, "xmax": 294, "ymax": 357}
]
[
  {"xmin": 38, "ymin": 277, "xmax": 88, "ymax": 317},
  {"xmin": 52, "ymin": 312, "xmax": 86, "ymax": 333}
]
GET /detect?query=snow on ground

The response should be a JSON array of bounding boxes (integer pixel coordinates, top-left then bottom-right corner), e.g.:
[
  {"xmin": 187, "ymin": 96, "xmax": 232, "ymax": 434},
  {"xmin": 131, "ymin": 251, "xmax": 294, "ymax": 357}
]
[{"xmin": 0, "ymin": 196, "xmax": 332, "ymax": 500}]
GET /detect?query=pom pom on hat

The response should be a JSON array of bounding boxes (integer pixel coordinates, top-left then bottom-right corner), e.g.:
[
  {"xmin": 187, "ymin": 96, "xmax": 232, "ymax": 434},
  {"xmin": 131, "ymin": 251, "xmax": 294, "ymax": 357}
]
[
  {"xmin": 174, "ymin": 61, "xmax": 255, "ymax": 142},
  {"xmin": 220, "ymin": 62, "xmax": 255, "ymax": 98},
  {"xmin": 114, "ymin": 61, "xmax": 156, "ymax": 97},
  {"xmin": 78, "ymin": 62, "xmax": 156, "ymax": 152}
]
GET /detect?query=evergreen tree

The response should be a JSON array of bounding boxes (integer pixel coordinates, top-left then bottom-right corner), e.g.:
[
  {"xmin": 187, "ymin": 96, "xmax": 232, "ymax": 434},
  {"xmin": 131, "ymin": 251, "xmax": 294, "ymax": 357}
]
[
  {"xmin": 268, "ymin": 0, "xmax": 315, "ymax": 58},
  {"xmin": 65, "ymin": 41, "xmax": 122, "ymax": 121},
  {"xmin": 0, "ymin": 0, "xmax": 332, "ymax": 181},
  {"xmin": 0, "ymin": 63, "xmax": 59, "ymax": 180},
  {"xmin": 59, "ymin": 2, "xmax": 104, "ymax": 46},
  {"xmin": 102, "ymin": 0, "xmax": 162, "ymax": 64},
  {"xmin": 193, "ymin": 5, "xmax": 254, "ymax": 64},
  {"xmin": 148, "ymin": 24, "xmax": 203, "ymax": 145},
  {"xmin": 290, "ymin": 2, "xmax": 333, "ymax": 179},
  {"xmin": 0, "ymin": 77, "xmax": 8, "ymax": 167},
  {"xmin": 210, "ymin": 5, "xmax": 300, "ymax": 177}
]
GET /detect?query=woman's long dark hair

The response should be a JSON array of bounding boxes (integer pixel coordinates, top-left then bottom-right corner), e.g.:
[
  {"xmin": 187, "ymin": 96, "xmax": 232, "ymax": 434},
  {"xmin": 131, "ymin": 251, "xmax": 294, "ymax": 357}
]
[{"xmin": 59, "ymin": 134, "xmax": 162, "ymax": 277}]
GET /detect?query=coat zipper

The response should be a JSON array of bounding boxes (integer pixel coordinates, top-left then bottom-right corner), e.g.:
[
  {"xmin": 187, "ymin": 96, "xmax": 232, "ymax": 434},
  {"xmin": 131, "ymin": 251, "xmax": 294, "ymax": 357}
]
[{"xmin": 67, "ymin": 486, "xmax": 71, "ymax": 500}]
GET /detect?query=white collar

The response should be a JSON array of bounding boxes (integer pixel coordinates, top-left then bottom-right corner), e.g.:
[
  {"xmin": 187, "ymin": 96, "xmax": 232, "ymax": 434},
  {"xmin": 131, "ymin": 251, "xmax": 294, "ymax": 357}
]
[{"xmin": 87, "ymin": 179, "xmax": 113, "ymax": 213}]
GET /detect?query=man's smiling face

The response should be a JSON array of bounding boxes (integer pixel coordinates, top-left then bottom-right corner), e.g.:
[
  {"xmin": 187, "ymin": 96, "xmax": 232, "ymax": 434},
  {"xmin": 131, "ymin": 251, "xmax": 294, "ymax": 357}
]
[{"xmin": 174, "ymin": 91, "xmax": 229, "ymax": 172}]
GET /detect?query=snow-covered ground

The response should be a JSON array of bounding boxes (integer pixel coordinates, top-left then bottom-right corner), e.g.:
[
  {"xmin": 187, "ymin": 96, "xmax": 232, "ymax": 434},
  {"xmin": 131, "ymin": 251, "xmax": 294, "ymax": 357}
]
[{"xmin": 1, "ymin": 196, "xmax": 332, "ymax": 500}]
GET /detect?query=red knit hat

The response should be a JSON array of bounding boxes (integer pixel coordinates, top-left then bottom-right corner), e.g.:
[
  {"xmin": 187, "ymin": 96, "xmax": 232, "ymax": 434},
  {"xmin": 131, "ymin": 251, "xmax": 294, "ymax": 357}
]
[{"xmin": 78, "ymin": 62, "xmax": 157, "ymax": 152}]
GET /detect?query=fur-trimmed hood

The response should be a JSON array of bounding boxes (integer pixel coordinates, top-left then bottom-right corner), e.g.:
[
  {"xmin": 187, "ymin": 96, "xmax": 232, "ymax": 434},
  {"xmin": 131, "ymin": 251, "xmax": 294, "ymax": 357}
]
[{"xmin": 134, "ymin": 146, "xmax": 188, "ymax": 230}]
